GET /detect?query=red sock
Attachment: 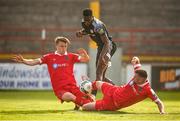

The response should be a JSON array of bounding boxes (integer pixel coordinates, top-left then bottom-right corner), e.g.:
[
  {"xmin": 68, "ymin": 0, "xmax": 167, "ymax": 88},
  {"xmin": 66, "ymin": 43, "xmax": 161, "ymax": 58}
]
[
  {"xmin": 92, "ymin": 81, "xmax": 97, "ymax": 91},
  {"xmin": 74, "ymin": 97, "xmax": 83, "ymax": 106}
]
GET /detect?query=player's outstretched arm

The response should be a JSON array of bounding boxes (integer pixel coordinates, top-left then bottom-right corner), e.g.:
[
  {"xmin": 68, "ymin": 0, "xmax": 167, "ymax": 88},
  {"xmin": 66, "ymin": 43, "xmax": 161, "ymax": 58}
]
[
  {"xmin": 76, "ymin": 48, "xmax": 90, "ymax": 62},
  {"xmin": 155, "ymin": 99, "xmax": 165, "ymax": 114},
  {"xmin": 12, "ymin": 54, "xmax": 41, "ymax": 66}
]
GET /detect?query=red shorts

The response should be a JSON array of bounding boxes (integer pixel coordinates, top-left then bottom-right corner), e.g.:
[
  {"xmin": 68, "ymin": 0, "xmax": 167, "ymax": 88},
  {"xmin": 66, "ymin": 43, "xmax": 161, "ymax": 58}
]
[
  {"xmin": 56, "ymin": 84, "xmax": 87, "ymax": 102},
  {"xmin": 95, "ymin": 83, "xmax": 118, "ymax": 111}
]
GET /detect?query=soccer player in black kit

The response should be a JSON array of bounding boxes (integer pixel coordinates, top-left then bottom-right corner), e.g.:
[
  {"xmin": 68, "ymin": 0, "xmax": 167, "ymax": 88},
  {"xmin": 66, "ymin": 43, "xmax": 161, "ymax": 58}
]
[{"xmin": 76, "ymin": 8, "xmax": 117, "ymax": 96}]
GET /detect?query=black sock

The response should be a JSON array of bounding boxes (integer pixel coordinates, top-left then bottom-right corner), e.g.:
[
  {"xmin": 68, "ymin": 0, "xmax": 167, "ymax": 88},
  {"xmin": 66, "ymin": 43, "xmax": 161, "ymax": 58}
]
[{"xmin": 91, "ymin": 90, "xmax": 97, "ymax": 96}]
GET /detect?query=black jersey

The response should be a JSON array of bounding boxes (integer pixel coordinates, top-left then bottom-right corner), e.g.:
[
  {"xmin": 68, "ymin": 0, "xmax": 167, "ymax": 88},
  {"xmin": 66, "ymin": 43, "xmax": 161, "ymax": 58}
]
[{"xmin": 82, "ymin": 17, "xmax": 113, "ymax": 47}]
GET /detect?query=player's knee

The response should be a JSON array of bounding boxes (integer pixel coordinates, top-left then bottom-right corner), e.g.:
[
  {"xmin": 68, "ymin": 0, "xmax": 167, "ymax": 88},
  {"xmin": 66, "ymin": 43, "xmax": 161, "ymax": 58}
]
[
  {"xmin": 82, "ymin": 102, "xmax": 96, "ymax": 111},
  {"xmin": 82, "ymin": 103, "xmax": 92, "ymax": 111},
  {"xmin": 62, "ymin": 92, "xmax": 75, "ymax": 102},
  {"xmin": 96, "ymin": 81, "xmax": 103, "ymax": 90},
  {"xmin": 99, "ymin": 59, "xmax": 108, "ymax": 66},
  {"xmin": 92, "ymin": 81, "xmax": 101, "ymax": 90},
  {"xmin": 82, "ymin": 104, "xmax": 88, "ymax": 110}
]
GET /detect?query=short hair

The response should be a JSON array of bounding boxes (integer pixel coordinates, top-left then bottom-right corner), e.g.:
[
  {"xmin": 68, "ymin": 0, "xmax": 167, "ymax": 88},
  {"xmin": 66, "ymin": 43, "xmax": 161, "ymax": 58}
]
[
  {"xmin": 54, "ymin": 36, "xmax": 70, "ymax": 45},
  {"xmin": 135, "ymin": 70, "xmax": 148, "ymax": 79},
  {"xmin": 83, "ymin": 8, "xmax": 93, "ymax": 16}
]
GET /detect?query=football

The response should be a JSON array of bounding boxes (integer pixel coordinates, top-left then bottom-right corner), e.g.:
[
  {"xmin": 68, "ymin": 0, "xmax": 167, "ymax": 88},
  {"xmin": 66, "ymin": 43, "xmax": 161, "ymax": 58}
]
[{"xmin": 80, "ymin": 80, "xmax": 92, "ymax": 93}]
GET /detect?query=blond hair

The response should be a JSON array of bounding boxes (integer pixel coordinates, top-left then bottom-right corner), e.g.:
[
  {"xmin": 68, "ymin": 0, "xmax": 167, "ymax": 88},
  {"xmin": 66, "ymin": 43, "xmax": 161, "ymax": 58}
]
[{"xmin": 54, "ymin": 36, "xmax": 71, "ymax": 45}]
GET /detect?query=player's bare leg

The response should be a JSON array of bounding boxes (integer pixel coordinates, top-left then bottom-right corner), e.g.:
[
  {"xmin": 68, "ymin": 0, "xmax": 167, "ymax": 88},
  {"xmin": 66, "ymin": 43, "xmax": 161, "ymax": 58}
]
[
  {"xmin": 91, "ymin": 64, "xmax": 107, "ymax": 96},
  {"xmin": 62, "ymin": 92, "xmax": 92, "ymax": 108},
  {"xmin": 62, "ymin": 92, "xmax": 76, "ymax": 102},
  {"xmin": 82, "ymin": 81, "xmax": 103, "ymax": 111},
  {"xmin": 94, "ymin": 81, "xmax": 104, "ymax": 91},
  {"xmin": 61, "ymin": 92, "xmax": 80, "ymax": 110},
  {"xmin": 92, "ymin": 54, "xmax": 110, "ymax": 96},
  {"xmin": 96, "ymin": 57, "xmax": 108, "ymax": 81},
  {"xmin": 103, "ymin": 68, "xmax": 114, "ymax": 85},
  {"xmin": 82, "ymin": 102, "xmax": 96, "ymax": 111}
]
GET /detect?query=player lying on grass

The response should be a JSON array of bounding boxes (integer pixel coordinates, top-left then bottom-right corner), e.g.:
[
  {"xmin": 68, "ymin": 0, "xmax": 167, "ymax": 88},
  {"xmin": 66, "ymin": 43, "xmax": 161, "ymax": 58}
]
[
  {"xmin": 12, "ymin": 36, "xmax": 93, "ymax": 110},
  {"xmin": 82, "ymin": 57, "xmax": 165, "ymax": 114}
]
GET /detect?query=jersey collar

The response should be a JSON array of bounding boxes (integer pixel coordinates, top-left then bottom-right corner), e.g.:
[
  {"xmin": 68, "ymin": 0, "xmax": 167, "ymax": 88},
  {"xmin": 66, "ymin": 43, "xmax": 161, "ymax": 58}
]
[
  {"xmin": 55, "ymin": 51, "xmax": 67, "ymax": 56},
  {"xmin": 137, "ymin": 80, "xmax": 149, "ymax": 87}
]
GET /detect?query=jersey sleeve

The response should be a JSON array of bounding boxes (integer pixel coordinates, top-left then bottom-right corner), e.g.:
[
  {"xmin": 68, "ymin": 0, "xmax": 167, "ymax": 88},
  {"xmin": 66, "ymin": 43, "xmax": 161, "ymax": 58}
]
[
  {"xmin": 147, "ymin": 88, "xmax": 159, "ymax": 102},
  {"xmin": 72, "ymin": 53, "xmax": 81, "ymax": 63},
  {"xmin": 127, "ymin": 64, "xmax": 142, "ymax": 84},
  {"xmin": 133, "ymin": 64, "xmax": 141, "ymax": 72},
  {"xmin": 39, "ymin": 54, "xmax": 49, "ymax": 64}
]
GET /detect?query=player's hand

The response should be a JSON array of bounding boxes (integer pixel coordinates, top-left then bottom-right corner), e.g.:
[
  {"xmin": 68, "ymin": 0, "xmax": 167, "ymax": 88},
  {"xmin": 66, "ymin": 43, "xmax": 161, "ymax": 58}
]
[
  {"xmin": 76, "ymin": 48, "xmax": 87, "ymax": 54},
  {"xmin": 12, "ymin": 54, "xmax": 25, "ymax": 63},
  {"xmin": 131, "ymin": 56, "xmax": 140, "ymax": 65},
  {"xmin": 76, "ymin": 30, "xmax": 83, "ymax": 38}
]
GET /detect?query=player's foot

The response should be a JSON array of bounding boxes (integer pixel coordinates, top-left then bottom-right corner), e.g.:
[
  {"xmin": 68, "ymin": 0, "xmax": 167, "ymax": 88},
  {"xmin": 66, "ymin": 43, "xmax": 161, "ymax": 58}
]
[
  {"xmin": 74, "ymin": 105, "xmax": 80, "ymax": 110},
  {"xmin": 61, "ymin": 100, "xmax": 64, "ymax": 104}
]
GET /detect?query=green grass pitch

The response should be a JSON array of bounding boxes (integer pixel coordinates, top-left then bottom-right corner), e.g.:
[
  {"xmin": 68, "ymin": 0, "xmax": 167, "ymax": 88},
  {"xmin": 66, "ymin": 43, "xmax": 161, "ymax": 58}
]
[{"xmin": 0, "ymin": 90, "xmax": 180, "ymax": 121}]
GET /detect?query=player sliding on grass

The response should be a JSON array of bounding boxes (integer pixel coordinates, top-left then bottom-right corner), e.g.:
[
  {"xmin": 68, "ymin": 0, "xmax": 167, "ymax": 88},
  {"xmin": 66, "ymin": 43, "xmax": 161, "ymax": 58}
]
[
  {"xmin": 82, "ymin": 57, "xmax": 165, "ymax": 114},
  {"xmin": 12, "ymin": 36, "xmax": 93, "ymax": 110}
]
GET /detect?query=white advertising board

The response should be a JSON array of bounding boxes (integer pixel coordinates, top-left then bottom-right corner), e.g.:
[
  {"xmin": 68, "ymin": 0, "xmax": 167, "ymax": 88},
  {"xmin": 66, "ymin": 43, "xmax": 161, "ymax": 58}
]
[{"xmin": 0, "ymin": 63, "xmax": 87, "ymax": 90}]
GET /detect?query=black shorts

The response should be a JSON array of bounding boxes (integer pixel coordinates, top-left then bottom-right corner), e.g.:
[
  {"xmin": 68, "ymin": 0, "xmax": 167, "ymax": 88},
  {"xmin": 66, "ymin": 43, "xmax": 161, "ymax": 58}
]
[{"xmin": 96, "ymin": 41, "xmax": 117, "ymax": 66}]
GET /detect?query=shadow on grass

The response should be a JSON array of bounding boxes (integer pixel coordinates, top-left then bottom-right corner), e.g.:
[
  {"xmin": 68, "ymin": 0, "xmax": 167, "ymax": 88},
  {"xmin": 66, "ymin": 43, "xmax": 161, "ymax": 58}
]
[
  {"xmin": 0, "ymin": 109, "xmax": 74, "ymax": 115},
  {"xmin": 84, "ymin": 110, "xmax": 180, "ymax": 115},
  {"xmin": 1, "ymin": 109, "xmax": 179, "ymax": 115}
]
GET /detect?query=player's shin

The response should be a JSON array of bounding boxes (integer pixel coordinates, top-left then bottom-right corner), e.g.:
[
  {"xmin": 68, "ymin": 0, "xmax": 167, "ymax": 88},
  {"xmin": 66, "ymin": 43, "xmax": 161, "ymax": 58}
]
[{"xmin": 103, "ymin": 67, "xmax": 115, "ymax": 85}]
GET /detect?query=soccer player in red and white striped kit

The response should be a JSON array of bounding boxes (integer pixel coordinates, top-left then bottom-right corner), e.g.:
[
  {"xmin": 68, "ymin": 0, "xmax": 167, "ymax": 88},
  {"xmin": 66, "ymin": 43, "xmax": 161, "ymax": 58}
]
[
  {"xmin": 82, "ymin": 57, "xmax": 165, "ymax": 114},
  {"xmin": 13, "ymin": 36, "xmax": 93, "ymax": 109}
]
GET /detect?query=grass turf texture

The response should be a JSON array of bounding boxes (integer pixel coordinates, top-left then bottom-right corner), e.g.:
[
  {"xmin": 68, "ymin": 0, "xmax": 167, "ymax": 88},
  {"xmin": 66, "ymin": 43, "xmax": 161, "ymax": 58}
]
[{"xmin": 0, "ymin": 90, "xmax": 180, "ymax": 121}]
